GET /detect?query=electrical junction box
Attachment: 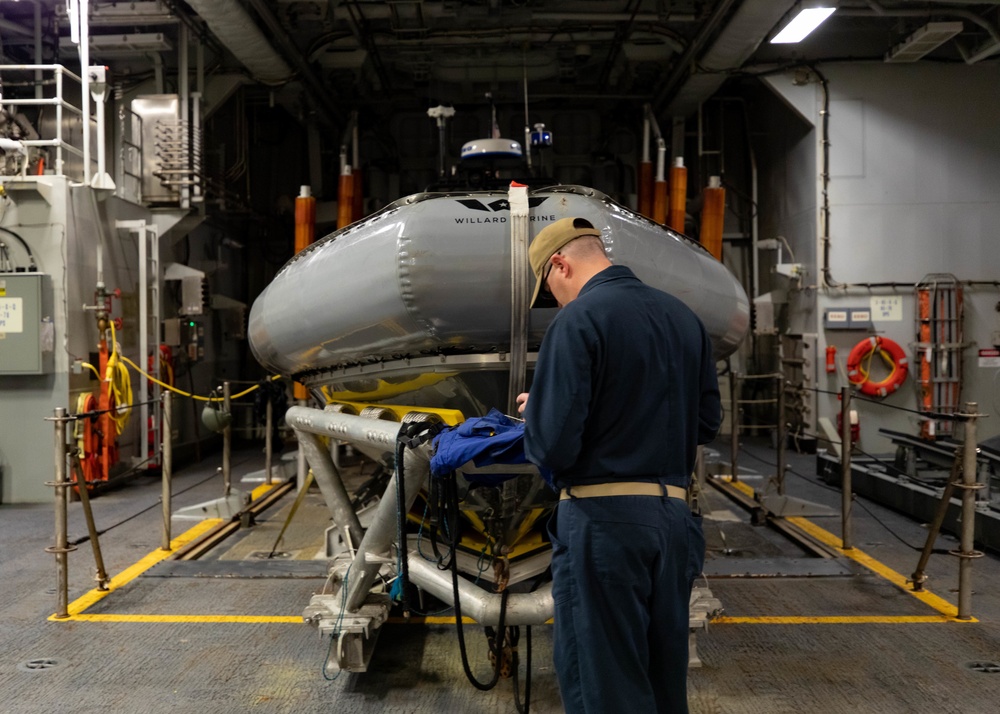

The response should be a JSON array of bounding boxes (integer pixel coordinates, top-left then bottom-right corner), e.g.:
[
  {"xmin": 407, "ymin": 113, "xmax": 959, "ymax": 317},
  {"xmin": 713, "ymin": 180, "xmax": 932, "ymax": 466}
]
[{"xmin": 0, "ymin": 272, "xmax": 53, "ymax": 375}]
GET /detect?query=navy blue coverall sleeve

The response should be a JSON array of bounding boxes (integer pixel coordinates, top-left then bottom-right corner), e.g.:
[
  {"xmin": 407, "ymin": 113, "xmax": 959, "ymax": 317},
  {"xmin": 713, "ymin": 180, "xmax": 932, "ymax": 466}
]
[{"xmin": 523, "ymin": 311, "xmax": 593, "ymax": 474}]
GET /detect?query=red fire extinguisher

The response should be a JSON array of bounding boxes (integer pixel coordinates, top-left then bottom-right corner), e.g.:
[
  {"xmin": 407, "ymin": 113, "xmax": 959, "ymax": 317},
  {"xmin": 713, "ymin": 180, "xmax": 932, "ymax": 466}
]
[{"xmin": 826, "ymin": 345, "xmax": 837, "ymax": 374}]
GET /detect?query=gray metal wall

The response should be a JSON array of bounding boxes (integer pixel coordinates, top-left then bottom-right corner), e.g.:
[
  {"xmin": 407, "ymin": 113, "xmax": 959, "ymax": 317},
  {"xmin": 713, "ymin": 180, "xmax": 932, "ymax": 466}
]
[{"xmin": 761, "ymin": 63, "xmax": 1000, "ymax": 450}]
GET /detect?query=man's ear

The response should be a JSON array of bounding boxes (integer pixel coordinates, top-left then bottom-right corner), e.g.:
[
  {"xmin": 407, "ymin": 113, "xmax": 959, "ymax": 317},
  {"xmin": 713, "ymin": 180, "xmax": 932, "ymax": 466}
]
[{"xmin": 551, "ymin": 253, "xmax": 569, "ymax": 278}]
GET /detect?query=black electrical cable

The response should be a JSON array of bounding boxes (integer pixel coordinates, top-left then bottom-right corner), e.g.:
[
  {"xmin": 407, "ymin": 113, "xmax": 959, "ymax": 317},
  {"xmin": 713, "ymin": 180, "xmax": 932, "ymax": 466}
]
[
  {"xmin": 513, "ymin": 625, "xmax": 532, "ymax": 714},
  {"xmin": 395, "ymin": 427, "xmax": 413, "ymax": 616},
  {"xmin": 445, "ymin": 469, "xmax": 508, "ymax": 691},
  {"xmin": 0, "ymin": 226, "xmax": 37, "ymax": 268},
  {"xmin": 394, "ymin": 421, "xmax": 445, "ymax": 615}
]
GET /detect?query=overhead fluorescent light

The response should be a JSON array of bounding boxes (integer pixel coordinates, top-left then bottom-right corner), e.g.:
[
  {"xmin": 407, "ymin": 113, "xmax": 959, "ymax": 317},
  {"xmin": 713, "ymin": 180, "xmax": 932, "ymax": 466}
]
[
  {"xmin": 770, "ymin": 4, "xmax": 836, "ymax": 44},
  {"xmin": 885, "ymin": 21, "xmax": 963, "ymax": 63}
]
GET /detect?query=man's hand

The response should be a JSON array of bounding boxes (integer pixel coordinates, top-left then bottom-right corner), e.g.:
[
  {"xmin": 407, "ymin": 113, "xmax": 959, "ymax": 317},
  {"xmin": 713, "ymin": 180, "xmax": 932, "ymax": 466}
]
[{"xmin": 515, "ymin": 392, "xmax": 529, "ymax": 415}]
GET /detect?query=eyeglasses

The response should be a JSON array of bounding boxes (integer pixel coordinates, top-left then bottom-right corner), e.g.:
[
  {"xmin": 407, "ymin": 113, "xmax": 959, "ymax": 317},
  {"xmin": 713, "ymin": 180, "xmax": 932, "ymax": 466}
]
[
  {"xmin": 541, "ymin": 254, "xmax": 558, "ymax": 296},
  {"xmin": 541, "ymin": 260, "xmax": 554, "ymax": 294}
]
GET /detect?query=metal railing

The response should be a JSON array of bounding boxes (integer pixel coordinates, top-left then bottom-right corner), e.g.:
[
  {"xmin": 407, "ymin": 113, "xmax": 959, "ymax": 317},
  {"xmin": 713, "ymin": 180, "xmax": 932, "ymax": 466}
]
[{"xmin": 0, "ymin": 65, "xmax": 89, "ymax": 181}]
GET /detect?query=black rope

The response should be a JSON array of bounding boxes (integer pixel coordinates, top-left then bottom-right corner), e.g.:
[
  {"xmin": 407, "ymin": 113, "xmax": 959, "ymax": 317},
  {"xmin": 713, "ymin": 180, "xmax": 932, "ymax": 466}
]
[
  {"xmin": 68, "ymin": 466, "xmax": 224, "ymax": 545},
  {"xmin": 70, "ymin": 398, "xmax": 160, "ymax": 420},
  {"xmin": 739, "ymin": 444, "xmax": 950, "ymax": 554},
  {"xmin": 802, "ymin": 385, "xmax": 966, "ymax": 420}
]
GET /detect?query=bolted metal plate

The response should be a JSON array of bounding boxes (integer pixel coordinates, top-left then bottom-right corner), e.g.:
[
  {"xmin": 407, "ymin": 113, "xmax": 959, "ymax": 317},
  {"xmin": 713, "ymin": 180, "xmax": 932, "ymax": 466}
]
[
  {"xmin": 18, "ymin": 658, "xmax": 62, "ymax": 672},
  {"xmin": 704, "ymin": 557, "xmax": 855, "ymax": 578}
]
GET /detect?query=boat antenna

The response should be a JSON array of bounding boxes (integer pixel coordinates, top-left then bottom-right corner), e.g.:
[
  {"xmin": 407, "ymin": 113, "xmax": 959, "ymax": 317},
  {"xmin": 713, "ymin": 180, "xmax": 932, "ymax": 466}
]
[{"xmin": 523, "ymin": 52, "xmax": 533, "ymax": 173}]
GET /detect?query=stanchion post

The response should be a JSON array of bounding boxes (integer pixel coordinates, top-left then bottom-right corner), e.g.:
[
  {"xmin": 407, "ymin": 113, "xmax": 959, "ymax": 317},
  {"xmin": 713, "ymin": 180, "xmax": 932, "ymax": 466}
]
[
  {"xmin": 162, "ymin": 391, "xmax": 173, "ymax": 550},
  {"xmin": 840, "ymin": 386, "xmax": 853, "ymax": 549},
  {"xmin": 265, "ymin": 397, "xmax": 273, "ymax": 485},
  {"xmin": 45, "ymin": 407, "xmax": 75, "ymax": 619},
  {"xmin": 729, "ymin": 371, "xmax": 740, "ymax": 481},
  {"xmin": 70, "ymin": 450, "xmax": 109, "ymax": 590},
  {"xmin": 776, "ymin": 372, "xmax": 786, "ymax": 495},
  {"xmin": 223, "ymin": 381, "xmax": 232, "ymax": 497},
  {"xmin": 957, "ymin": 402, "xmax": 981, "ymax": 620}
]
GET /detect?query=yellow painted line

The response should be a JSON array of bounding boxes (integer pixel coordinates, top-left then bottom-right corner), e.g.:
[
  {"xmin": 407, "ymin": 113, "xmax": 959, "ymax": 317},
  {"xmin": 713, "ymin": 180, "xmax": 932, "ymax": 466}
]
[
  {"xmin": 250, "ymin": 482, "xmax": 281, "ymax": 501},
  {"xmin": 785, "ymin": 516, "xmax": 973, "ymax": 620},
  {"xmin": 714, "ymin": 615, "xmax": 970, "ymax": 625},
  {"xmin": 719, "ymin": 479, "xmax": 976, "ymax": 622},
  {"xmin": 65, "ymin": 614, "xmax": 302, "ymax": 624},
  {"xmin": 51, "ymin": 519, "xmax": 223, "ymax": 620}
]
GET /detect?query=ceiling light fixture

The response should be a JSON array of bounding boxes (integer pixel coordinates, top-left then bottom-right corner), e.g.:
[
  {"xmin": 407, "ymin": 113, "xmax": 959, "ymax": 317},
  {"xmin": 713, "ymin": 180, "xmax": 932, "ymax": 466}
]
[
  {"xmin": 885, "ymin": 21, "xmax": 963, "ymax": 63},
  {"xmin": 770, "ymin": 2, "xmax": 836, "ymax": 44}
]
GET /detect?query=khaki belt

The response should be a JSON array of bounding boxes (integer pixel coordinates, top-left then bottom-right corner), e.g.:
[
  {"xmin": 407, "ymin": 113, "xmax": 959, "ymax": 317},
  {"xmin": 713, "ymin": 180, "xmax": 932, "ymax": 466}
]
[{"xmin": 559, "ymin": 482, "xmax": 687, "ymax": 501}]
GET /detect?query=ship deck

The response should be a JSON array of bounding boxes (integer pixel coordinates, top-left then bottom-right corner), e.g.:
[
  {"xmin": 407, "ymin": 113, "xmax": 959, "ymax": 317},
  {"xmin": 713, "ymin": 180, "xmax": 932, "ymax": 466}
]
[{"xmin": 3, "ymin": 437, "xmax": 1000, "ymax": 713}]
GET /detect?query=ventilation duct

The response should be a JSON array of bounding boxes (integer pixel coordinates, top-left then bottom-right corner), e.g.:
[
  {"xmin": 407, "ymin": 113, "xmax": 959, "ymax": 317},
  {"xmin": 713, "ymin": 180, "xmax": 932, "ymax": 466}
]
[
  {"xmin": 184, "ymin": 0, "xmax": 294, "ymax": 84},
  {"xmin": 658, "ymin": 0, "xmax": 797, "ymax": 117}
]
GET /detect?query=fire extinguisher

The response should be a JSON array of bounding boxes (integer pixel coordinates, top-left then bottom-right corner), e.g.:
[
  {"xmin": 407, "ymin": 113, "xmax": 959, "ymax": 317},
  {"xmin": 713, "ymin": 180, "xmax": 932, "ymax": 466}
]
[{"xmin": 826, "ymin": 345, "xmax": 837, "ymax": 374}]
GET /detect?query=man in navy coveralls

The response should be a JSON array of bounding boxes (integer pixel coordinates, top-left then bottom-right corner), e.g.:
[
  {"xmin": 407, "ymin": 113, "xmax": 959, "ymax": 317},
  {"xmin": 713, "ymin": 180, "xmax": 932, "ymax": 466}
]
[{"xmin": 516, "ymin": 216, "xmax": 721, "ymax": 713}]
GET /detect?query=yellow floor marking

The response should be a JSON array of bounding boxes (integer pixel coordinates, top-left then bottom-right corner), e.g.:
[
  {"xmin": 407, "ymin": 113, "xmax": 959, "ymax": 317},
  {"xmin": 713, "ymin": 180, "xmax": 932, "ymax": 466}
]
[
  {"xmin": 53, "ymin": 479, "xmax": 978, "ymax": 626},
  {"xmin": 51, "ymin": 519, "xmax": 223, "ymax": 621},
  {"xmin": 250, "ymin": 482, "xmax": 280, "ymax": 501},
  {"xmin": 785, "ymin": 516, "xmax": 973, "ymax": 621},
  {"xmin": 721, "ymin": 479, "xmax": 974, "ymax": 622},
  {"xmin": 66, "ymin": 614, "xmax": 302, "ymax": 624},
  {"xmin": 715, "ymin": 615, "xmax": 969, "ymax": 625}
]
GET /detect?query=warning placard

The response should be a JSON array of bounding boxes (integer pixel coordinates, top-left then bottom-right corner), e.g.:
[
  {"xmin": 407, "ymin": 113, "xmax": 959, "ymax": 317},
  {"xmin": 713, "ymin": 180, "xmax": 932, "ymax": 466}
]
[
  {"xmin": 979, "ymin": 348, "xmax": 1000, "ymax": 368},
  {"xmin": 0, "ymin": 297, "xmax": 23, "ymax": 333}
]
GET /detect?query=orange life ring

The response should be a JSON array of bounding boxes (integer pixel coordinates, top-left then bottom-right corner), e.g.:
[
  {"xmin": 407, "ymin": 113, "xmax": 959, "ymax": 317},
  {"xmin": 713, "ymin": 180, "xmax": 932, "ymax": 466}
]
[{"xmin": 846, "ymin": 336, "xmax": 909, "ymax": 397}]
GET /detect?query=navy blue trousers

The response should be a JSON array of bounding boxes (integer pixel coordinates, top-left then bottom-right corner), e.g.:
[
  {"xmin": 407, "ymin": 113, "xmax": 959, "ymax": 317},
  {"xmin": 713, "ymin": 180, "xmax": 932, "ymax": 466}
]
[{"xmin": 549, "ymin": 495, "xmax": 705, "ymax": 714}]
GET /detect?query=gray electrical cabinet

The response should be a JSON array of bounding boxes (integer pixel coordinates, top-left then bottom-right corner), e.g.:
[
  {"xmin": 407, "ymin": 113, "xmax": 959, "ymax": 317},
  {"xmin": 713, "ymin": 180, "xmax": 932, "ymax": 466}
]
[{"xmin": 0, "ymin": 273, "xmax": 53, "ymax": 375}]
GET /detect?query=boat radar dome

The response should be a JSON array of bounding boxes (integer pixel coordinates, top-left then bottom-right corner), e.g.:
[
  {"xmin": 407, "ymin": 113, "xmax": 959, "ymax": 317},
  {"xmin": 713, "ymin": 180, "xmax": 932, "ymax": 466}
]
[{"xmin": 460, "ymin": 138, "xmax": 523, "ymax": 160}]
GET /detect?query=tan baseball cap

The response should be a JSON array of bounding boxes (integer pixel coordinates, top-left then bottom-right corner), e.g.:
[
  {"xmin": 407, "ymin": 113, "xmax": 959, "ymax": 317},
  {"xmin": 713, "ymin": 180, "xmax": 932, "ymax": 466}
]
[{"xmin": 528, "ymin": 217, "xmax": 601, "ymax": 308}]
